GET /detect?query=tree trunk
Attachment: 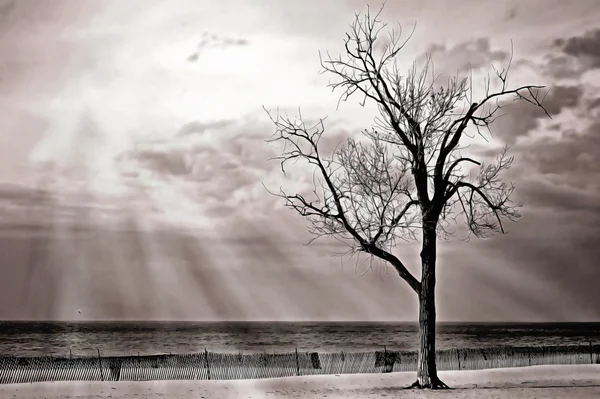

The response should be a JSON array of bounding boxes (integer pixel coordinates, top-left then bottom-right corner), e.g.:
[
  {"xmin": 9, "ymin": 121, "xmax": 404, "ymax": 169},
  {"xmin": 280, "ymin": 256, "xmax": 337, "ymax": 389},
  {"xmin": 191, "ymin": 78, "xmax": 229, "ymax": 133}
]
[{"xmin": 412, "ymin": 223, "xmax": 448, "ymax": 389}]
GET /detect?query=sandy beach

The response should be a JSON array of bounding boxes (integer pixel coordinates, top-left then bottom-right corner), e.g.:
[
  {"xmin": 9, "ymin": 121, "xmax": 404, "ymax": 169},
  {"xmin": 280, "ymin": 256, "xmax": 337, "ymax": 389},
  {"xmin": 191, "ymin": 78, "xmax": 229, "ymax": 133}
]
[{"xmin": 1, "ymin": 365, "xmax": 599, "ymax": 399}]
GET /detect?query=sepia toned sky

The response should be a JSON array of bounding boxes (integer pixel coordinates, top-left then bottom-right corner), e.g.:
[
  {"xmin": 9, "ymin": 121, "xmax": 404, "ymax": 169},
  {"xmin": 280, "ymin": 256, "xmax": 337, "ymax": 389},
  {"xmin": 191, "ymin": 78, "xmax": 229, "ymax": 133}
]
[{"xmin": 1, "ymin": 0, "xmax": 599, "ymax": 322}]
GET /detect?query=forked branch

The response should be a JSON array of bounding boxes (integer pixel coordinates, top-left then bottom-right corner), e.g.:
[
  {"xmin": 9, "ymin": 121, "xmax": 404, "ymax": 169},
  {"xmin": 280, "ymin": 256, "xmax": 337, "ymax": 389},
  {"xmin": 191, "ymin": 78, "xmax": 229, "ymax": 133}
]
[
  {"xmin": 444, "ymin": 146, "xmax": 521, "ymax": 237},
  {"xmin": 264, "ymin": 107, "xmax": 421, "ymax": 293}
]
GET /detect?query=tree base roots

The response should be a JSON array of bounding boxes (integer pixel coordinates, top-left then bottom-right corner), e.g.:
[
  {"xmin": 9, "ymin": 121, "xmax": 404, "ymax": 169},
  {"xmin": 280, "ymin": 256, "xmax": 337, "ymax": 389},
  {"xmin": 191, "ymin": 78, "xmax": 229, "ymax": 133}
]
[{"xmin": 405, "ymin": 378, "xmax": 451, "ymax": 390}]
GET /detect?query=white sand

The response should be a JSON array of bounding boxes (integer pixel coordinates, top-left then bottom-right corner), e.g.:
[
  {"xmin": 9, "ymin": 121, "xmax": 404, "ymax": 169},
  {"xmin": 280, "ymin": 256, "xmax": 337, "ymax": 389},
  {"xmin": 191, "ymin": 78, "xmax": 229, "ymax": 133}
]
[{"xmin": 1, "ymin": 365, "xmax": 600, "ymax": 399}]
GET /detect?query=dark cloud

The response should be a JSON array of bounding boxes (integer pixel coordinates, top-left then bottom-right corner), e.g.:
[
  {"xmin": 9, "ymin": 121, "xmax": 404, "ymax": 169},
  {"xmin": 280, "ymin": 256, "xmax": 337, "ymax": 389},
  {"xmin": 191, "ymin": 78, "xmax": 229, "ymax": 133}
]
[
  {"xmin": 0, "ymin": 181, "xmax": 140, "ymax": 239},
  {"xmin": 554, "ymin": 29, "xmax": 600, "ymax": 67},
  {"xmin": 0, "ymin": 183, "xmax": 54, "ymax": 205},
  {"xmin": 543, "ymin": 85, "xmax": 585, "ymax": 113},
  {"xmin": 0, "ymin": 183, "xmax": 62, "ymax": 235},
  {"xmin": 587, "ymin": 97, "xmax": 600, "ymax": 111},
  {"xmin": 130, "ymin": 148, "xmax": 190, "ymax": 176},
  {"xmin": 543, "ymin": 54, "xmax": 581, "ymax": 80},
  {"xmin": 546, "ymin": 28, "xmax": 600, "ymax": 78},
  {"xmin": 488, "ymin": 85, "xmax": 583, "ymax": 144},
  {"xmin": 518, "ymin": 121, "xmax": 600, "ymax": 177},
  {"xmin": 0, "ymin": 0, "xmax": 15, "ymax": 17},
  {"xmin": 517, "ymin": 177, "xmax": 600, "ymax": 215}
]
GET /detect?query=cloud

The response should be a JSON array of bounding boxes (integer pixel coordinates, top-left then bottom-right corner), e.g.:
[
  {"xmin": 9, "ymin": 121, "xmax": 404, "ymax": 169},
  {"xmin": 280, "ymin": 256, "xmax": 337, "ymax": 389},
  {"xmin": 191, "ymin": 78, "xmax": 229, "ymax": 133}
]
[
  {"xmin": 0, "ymin": 0, "xmax": 15, "ymax": 17},
  {"xmin": 543, "ymin": 85, "xmax": 585, "ymax": 113},
  {"xmin": 554, "ymin": 28, "xmax": 600, "ymax": 67},
  {"xmin": 443, "ymin": 116, "xmax": 600, "ymax": 320},
  {"xmin": 130, "ymin": 148, "xmax": 190, "ymax": 176},
  {"xmin": 486, "ymin": 84, "xmax": 584, "ymax": 145},
  {"xmin": 544, "ymin": 54, "xmax": 584, "ymax": 80},
  {"xmin": 118, "ymin": 114, "xmax": 361, "ymax": 224},
  {"xmin": 4, "ymin": 0, "xmax": 600, "ymax": 323},
  {"xmin": 409, "ymin": 29, "xmax": 600, "ymax": 321},
  {"xmin": 0, "ymin": 183, "xmax": 60, "ymax": 235},
  {"xmin": 0, "ymin": 183, "xmax": 54, "ymax": 205},
  {"xmin": 426, "ymin": 38, "xmax": 509, "ymax": 76},
  {"xmin": 545, "ymin": 28, "xmax": 600, "ymax": 78},
  {"xmin": 587, "ymin": 97, "xmax": 600, "ymax": 111},
  {"xmin": 518, "ymin": 177, "xmax": 600, "ymax": 215},
  {"xmin": 187, "ymin": 32, "xmax": 249, "ymax": 62},
  {"xmin": 176, "ymin": 120, "xmax": 235, "ymax": 137},
  {"xmin": 0, "ymin": 182, "xmax": 146, "ymax": 237},
  {"xmin": 472, "ymin": 85, "xmax": 600, "ymax": 322},
  {"xmin": 116, "ymin": 118, "xmax": 278, "ymax": 221},
  {"xmin": 521, "ymin": 122, "xmax": 600, "ymax": 177}
]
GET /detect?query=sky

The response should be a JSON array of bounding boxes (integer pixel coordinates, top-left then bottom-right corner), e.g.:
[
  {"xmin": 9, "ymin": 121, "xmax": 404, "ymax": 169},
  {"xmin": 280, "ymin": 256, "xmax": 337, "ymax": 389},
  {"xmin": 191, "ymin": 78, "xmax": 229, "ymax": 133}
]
[{"xmin": 0, "ymin": 0, "xmax": 599, "ymax": 322}]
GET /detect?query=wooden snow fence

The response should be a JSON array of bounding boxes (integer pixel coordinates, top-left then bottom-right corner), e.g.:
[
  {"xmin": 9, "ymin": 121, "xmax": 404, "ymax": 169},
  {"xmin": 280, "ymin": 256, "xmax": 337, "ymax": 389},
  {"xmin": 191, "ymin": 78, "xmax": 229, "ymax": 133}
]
[{"xmin": 1, "ymin": 343, "xmax": 598, "ymax": 384}]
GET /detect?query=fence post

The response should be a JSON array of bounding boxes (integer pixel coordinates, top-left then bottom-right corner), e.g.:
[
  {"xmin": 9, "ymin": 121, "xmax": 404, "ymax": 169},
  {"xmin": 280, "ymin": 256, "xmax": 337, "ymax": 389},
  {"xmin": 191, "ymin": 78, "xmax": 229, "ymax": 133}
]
[
  {"xmin": 528, "ymin": 348, "xmax": 531, "ymax": 367},
  {"xmin": 204, "ymin": 349, "xmax": 211, "ymax": 380},
  {"xmin": 384, "ymin": 345, "xmax": 387, "ymax": 373},
  {"xmin": 590, "ymin": 341, "xmax": 593, "ymax": 364},
  {"xmin": 384, "ymin": 345, "xmax": 387, "ymax": 372},
  {"xmin": 97, "ymin": 349, "xmax": 104, "ymax": 381},
  {"xmin": 457, "ymin": 348, "xmax": 461, "ymax": 370},
  {"xmin": 383, "ymin": 346, "xmax": 393, "ymax": 373},
  {"xmin": 295, "ymin": 348, "xmax": 300, "ymax": 376},
  {"xmin": 69, "ymin": 348, "xmax": 72, "ymax": 361}
]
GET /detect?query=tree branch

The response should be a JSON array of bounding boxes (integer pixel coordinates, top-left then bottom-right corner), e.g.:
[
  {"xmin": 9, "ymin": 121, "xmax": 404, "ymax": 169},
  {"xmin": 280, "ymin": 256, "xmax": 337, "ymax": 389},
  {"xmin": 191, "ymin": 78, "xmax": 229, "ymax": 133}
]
[
  {"xmin": 264, "ymin": 107, "xmax": 422, "ymax": 292},
  {"xmin": 364, "ymin": 243, "xmax": 421, "ymax": 293},
  {"xmin": 265, "ymin": 4, "xmax": 549, "ymax": 300},
  {"xmin": 443, "ymin": 147, "xmax": 521, "ymax": 237},
  {"xmin": 443, "ymin": 157, "xmax": 481, "ymax": 183}
]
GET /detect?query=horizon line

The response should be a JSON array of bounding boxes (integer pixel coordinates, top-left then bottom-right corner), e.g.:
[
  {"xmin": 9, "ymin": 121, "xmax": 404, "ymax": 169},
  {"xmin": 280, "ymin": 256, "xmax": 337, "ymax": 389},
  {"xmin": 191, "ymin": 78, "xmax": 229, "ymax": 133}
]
[{"xmin": 1, "ymin": 320, "xmax": 599, "ymax": 324}]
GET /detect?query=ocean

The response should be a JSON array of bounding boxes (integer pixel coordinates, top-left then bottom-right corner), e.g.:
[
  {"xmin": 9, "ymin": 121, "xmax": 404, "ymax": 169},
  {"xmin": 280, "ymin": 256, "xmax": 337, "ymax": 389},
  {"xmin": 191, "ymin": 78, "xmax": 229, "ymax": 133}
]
[{"xmin": 1, "ymin": 322, "xmax": 599, "ymax": 358}]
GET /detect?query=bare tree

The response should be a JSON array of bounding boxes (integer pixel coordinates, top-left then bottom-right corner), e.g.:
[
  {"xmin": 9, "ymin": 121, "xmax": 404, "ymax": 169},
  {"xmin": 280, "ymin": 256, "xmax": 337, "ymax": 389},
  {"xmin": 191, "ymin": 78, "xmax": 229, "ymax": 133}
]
[{"xmin": 264, "ymin": 4, "xmax": 549, "ymax": 389}]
